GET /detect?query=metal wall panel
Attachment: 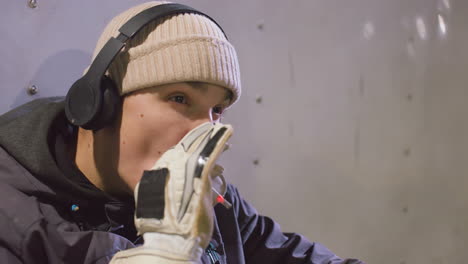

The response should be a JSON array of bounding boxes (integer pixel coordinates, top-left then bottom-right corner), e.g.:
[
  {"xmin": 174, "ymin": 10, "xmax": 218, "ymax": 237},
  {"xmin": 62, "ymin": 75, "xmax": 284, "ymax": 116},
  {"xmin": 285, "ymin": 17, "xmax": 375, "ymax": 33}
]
[{"xmin": 2, "ymin": 0, "xmax": 468, "ymax": 263}]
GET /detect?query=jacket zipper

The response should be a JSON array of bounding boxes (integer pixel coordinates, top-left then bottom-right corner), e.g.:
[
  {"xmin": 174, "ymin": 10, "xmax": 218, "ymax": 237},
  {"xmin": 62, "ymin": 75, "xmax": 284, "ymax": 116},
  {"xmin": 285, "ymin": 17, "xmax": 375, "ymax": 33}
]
[{"xmin": 206, "ymin": 242, "xmax": 220, "ymax": 264}]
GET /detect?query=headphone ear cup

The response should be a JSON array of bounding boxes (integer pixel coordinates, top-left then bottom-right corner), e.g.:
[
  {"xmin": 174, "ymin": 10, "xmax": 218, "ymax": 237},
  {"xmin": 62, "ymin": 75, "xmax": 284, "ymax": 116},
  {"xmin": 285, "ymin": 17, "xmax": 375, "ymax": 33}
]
[
  {"xmin": 89, "ymin": 76, "xmax": 121, "ymax": 130},
  {"xmin": 65, "ymin": 77, "xmax": 102, "ymax": 128}
]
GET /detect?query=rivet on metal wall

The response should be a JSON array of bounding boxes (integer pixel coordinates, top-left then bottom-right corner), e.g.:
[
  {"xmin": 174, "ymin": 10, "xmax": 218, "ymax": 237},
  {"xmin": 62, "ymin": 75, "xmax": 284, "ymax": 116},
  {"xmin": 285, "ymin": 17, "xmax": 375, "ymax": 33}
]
[
  {"xmin": 407, "ymin": 93, "xmax": 413, "ymax": 101},
  {"xmin": 402, "ymin": 206, "xmax": 408, "ymax": 214},
  {"xmin": 256, "ymin": 96, "xmax": 263, "ymax": 104},
  {"xmin": 257, "ymin": 20, "xmax": 265, "ymax": 31},
  {"xmin": 403, "ymin": 147, "xmax": 411, "ymax": 157},
  {"xmin": 27, "ymin": 85, "xmax": 38, "ymax": 95},
  {"xmin": 253, "ymin": 159, "xmax": 259, "ymax": 165},
  {"xmin": 28, "ymin": 0, "xmax": 38, "ymax": 9}
]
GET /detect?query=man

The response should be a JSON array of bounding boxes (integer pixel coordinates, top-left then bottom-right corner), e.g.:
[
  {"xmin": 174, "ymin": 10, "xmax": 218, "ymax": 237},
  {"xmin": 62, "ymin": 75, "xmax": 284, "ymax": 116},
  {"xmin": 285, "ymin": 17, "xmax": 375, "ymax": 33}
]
[{"xmin": 0, "ymin": 1, "xmax": 364, "ymax": 263}]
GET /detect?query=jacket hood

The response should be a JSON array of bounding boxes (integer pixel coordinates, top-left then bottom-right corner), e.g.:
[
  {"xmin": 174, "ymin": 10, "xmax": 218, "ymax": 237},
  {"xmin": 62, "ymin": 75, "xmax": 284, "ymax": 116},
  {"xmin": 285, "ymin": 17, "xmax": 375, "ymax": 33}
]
[{"xmin": 0, "ymin": 97, "xmax": 112, "ymax": 202}]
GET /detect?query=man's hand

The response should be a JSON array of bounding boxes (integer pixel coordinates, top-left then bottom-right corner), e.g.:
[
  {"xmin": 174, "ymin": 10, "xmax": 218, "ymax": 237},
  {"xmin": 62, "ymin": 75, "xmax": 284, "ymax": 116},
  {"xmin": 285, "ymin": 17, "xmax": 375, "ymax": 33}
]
[{"xmin": 110, "ymin": 122, "xmax": 233, "ymax": 264}]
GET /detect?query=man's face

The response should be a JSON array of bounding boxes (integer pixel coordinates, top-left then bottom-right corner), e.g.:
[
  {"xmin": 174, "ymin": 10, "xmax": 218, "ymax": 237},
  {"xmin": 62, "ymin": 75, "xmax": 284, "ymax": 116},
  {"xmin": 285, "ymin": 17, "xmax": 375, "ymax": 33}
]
[{"xmin": 96, "ymin": 82, "xmax": 231, "ymax": 195}]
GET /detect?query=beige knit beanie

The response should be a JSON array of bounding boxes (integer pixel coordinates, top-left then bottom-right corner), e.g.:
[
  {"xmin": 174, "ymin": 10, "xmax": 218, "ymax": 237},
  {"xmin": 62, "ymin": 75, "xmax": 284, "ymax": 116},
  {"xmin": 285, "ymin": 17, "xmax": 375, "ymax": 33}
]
[{"xmin": 89, "ymin": 1, "xmax": 241, "ymax": 106}]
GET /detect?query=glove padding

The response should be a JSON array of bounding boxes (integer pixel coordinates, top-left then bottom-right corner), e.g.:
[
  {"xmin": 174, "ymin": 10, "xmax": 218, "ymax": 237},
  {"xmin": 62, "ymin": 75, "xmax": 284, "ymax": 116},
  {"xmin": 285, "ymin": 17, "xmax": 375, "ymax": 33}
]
[{"xmin": 110, "ymin": 122, "xmax": 233, "ymax": 264}]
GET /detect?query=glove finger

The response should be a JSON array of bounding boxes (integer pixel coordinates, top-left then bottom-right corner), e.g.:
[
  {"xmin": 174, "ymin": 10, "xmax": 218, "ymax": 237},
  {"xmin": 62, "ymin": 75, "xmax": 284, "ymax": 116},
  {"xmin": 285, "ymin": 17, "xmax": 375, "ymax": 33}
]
[{"xmin": 178, "ymin": 125, "xmax": 232, "ymax": 221}]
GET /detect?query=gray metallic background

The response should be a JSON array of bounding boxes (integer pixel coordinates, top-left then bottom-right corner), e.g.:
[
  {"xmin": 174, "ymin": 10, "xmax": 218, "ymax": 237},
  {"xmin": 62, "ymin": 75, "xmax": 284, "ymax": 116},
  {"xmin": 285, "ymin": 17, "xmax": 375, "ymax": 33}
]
[{"xmin": 2, "ymin": 0, "xmax": 468, "ymax": 263}]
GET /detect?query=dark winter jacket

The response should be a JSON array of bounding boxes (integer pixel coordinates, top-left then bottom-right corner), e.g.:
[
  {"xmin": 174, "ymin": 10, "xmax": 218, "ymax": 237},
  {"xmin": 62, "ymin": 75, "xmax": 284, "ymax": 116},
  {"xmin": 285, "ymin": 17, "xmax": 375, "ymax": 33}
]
[{"xmin": 0, "ymin": 97, "xmax": 364, "ymax": 264}]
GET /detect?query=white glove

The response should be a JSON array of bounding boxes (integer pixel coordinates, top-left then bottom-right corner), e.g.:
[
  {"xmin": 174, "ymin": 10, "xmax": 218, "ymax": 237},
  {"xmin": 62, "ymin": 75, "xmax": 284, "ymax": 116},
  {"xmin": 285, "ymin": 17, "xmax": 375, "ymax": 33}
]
[{"xmin": 110, "ymin": 122, "xmax": 233, "ymax": 264}]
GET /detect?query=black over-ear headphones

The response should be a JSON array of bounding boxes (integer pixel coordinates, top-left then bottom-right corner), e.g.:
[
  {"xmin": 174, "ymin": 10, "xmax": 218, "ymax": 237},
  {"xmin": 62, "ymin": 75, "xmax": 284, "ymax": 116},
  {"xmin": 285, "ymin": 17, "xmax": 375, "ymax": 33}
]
[{"xmin": 65, "ymin": 3, "xmax": 227, "ymax": 131}]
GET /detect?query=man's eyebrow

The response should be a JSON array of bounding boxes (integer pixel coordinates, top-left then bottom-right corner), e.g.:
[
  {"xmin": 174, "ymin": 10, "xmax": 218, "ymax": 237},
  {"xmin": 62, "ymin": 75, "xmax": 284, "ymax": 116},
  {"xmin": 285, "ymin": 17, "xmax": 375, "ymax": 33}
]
[{"xmin": 186, "ymin": 81, "xmax": 206, "ymax": 91}]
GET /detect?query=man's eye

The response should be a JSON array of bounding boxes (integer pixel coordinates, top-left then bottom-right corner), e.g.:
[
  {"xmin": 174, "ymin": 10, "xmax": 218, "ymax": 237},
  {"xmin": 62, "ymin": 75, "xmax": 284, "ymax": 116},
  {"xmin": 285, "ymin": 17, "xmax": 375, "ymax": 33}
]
[
  {"xmin": 169, "ymin": 95, "xmax": 187, "ymax": 104},
  {"xmin": 212, "ymin": 106, "xmax": 225, "ymax": 115}
]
